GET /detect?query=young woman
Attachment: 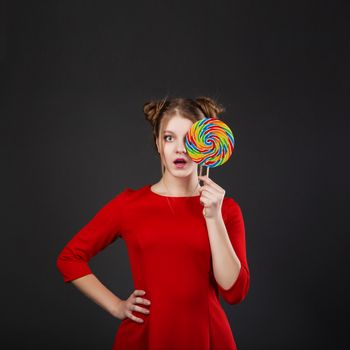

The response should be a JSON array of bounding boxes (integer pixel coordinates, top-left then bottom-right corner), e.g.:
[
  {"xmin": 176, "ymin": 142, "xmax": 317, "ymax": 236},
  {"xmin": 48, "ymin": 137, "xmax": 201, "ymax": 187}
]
[{"xmin": 56, "ymin": 96, "xmax": 250, "ymax": 350}]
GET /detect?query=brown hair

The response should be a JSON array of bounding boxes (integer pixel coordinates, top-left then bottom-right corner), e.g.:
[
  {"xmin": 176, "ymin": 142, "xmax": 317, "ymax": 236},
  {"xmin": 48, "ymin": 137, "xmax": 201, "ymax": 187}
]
[{"xmin": 143, "ymin": 96, "xmax": 225, "ymax": 175}]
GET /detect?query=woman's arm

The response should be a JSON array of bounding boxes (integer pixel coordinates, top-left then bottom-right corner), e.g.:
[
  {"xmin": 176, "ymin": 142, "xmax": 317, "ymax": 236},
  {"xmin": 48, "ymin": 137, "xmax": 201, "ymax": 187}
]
[
  {"xmin": 207, "ymin": 198, "xmax": 250, "ymax": 305},
  {"xmin": 56, "ymin": 190, "xmax": 128, "ymax": 314},
  {"xmin": 206, "ymin": 215, "xmax": 242, "ymax": 290},
  {"xmin": 56, "ymin": 189, "xmax": 151, "ymax": 323},
  {"xmin": 70, "ymin": 274, "xmax": 123, "ymax": 318}
]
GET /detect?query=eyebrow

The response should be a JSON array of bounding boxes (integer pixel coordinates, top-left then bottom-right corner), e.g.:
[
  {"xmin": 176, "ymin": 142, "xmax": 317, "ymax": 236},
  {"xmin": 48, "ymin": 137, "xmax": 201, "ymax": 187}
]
[{"xmin": 163, "ymin": 130, "xmax": 187, "ymax": 135}]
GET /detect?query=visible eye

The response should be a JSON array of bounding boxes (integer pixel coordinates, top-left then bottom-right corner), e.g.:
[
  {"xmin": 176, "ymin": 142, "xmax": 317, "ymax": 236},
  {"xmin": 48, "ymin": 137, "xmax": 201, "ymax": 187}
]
[{"xmin": 164, "ymin": 135, "xmax": 173, "ymax": 142}]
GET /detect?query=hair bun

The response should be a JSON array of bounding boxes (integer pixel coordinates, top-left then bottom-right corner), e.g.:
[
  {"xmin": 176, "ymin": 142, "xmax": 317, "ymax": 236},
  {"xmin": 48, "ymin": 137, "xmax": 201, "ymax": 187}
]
[
  {"xmin": 143, "ymin": 99, "xmax": 167, "ymax": 126},
  {"xmin": 195, "ymin": 96, "xmax": 225, "ymax": 119}
]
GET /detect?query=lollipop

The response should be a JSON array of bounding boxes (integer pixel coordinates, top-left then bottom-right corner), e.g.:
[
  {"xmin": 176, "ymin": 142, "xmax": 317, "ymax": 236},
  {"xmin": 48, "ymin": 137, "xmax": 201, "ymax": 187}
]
[{"xmin": 185, "ymin": 117, "xmax": 234, "ymax": 172}]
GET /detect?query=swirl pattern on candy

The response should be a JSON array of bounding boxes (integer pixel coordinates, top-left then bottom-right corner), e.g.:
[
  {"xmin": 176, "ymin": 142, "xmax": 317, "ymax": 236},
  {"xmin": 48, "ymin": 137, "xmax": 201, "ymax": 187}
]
[{"xmin": 185, "ymin": 117, "xmax": 234, "ymax": 168}]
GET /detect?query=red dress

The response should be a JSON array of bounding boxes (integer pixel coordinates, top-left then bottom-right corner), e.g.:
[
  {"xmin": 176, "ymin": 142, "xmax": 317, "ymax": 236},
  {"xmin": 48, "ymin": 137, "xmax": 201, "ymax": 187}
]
[{"xmin": 56, "ymin": 184, "xmax": 250, "ymax": 350}]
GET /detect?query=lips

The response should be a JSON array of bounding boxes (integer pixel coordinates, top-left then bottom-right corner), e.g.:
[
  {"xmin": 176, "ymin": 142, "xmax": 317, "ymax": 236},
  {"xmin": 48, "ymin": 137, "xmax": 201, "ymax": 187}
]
[
  {"xmin": 173, "ymin": 158, "xmax": 187, "ymax": 168},
  {"xmin": 174, "ymin": 158, "xmax": 187, "ymax": 164}
]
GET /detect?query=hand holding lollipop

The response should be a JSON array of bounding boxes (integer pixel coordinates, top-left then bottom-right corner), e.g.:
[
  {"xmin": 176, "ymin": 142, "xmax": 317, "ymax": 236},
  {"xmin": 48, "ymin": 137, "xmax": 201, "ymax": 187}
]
[
  {"xmin": 185, "ymin": 117, "xmax": 235, "ymax": 218},
  {"xmin": 185, "ymin": 117, "xmax": 235, "ymax": 177}
]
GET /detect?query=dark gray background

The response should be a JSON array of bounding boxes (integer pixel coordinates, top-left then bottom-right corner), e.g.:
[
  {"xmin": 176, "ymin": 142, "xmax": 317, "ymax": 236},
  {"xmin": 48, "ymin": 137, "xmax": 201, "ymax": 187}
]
[{"xmin": 2, "ymin": 1, "xmax": 349, "ymax": 349}]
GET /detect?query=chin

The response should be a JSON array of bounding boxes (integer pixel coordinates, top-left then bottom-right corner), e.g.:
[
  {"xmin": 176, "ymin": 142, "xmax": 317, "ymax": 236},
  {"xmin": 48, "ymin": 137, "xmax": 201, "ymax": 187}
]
[{"xmin": 168, "ymin": 167, "xmax": 196, "ymax": 178}]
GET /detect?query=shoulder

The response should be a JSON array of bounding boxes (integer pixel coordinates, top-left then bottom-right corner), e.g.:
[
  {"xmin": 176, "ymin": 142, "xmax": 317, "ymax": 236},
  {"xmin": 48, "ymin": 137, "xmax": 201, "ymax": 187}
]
[
  {"xmin": 222, "ymin": 196, "xmax": 242, "ymax": 222},
  {"xmin": 223, "ymin": 196, "xmax": 240, "ymax": 209},
  {"xmin": 113, "ymin": 184, "xmax": 149, "ymax": 205}
]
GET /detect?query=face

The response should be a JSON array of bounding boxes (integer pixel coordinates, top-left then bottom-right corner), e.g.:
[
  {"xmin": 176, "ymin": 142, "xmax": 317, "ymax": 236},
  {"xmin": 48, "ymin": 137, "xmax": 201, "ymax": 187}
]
[{"xmin": 156, "ymin": 114, "xmax": 198, "ymax": 178}]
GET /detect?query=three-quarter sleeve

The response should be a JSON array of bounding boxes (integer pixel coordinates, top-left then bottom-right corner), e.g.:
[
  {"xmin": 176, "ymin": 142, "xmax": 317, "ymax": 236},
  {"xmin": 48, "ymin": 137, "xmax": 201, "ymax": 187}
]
[
  {"xmin": 56, "ymin": 190, "xmax": 127, "ymax": 283},
  {"xmin": 217, "ymin": 198, "xmax": 250, "ymax": 305}
]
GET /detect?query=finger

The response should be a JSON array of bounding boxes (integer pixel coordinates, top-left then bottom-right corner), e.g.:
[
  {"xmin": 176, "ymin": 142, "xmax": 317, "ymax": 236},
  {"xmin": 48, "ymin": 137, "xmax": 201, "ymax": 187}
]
[
  {"xmin": 132, "ymin": 304, "xmax": 150, "ymax": 315},
  {"xmin": 126, "ymin": 310, "xmax": 144, "ymax": 323},
  {"xmin": 198, "ymin": 175, "xmax": 221, "ymax": 188},
  {"xmin": 134, "ymin": 290, "xmax": 146, "ymax": 296},
  {"xmin": 203, "ymin": 207, "xmax": 207, "ymax": 217},
  {"xmin": 199, "ymin": 184, "xmax": 218, "ymax": 196},
  {"xmin": 135, "ymin": 296, "xmax": 151, "ymax": 306},
  {"xmin": 199, "ymin": 196, "xmax": 210, "ymax": 207},
  {"xmin": 134, "ymin": 290, "xmax": 151, "ymax": 305},
  {"xmin": 198, "ymin": 176, "xmax": 224, "ymax": 192},
  {"xmin": 201, "ymin": 189, "xmax": 220, "ymax": 204}
]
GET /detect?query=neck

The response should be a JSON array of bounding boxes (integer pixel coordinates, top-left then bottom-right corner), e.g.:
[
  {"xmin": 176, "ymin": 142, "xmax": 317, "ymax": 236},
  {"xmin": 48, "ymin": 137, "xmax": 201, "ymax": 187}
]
[{"xmin": 161, "ymin": 171, "xmax": 200, "ymax": 196}]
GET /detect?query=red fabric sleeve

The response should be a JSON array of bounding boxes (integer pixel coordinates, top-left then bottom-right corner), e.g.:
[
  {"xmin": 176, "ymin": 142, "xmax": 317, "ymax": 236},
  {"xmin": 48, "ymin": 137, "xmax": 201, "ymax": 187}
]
[
  {"xmin": 56, "ymin": 190, "xmax": 127, "ymax": 283},
  {"xmin": 217, "ymin": 198, "xmax": 251, "ymax": 305}
]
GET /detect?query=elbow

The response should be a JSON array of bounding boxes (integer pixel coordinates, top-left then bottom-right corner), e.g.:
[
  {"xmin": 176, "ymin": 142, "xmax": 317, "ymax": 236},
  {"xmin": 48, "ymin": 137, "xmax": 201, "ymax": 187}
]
[
  {"xmin": 56, "ymin": 253, "xmax": 71, "ymax": 283},
  {"xmin": 56, "ymin": 250, "xmax": 92, "ymax": 284},
  {"xmin": 56, "ymin": 249, "xmax": 70, "ymax": 275},
  {"xmin": 218, "ymin": 265, "xmax": 251, "ymax": 305},
  {"xmin": 56, "ymin": 253, "xmax": 64, "ymax": 275},
  {"xmin": 56, "ymin": 255, "xmax": 66, "ymax": 279},
  {"xmin": 227, "ymin": 274, "xmax": 250, "ymax": 305}
]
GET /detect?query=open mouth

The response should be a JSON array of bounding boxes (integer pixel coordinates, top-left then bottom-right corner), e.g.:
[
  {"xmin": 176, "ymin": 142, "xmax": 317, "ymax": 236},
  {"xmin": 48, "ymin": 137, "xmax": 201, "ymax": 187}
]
[{"xmin": 173, "ymin": 158, "xmax": 187, "ymax": 167}]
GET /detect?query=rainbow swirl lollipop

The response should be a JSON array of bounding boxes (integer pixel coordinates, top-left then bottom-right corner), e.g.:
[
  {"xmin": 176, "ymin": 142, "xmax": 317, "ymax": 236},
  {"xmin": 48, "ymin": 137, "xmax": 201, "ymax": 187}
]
[{"xmin": 185, "ymin": 118, "xmax": 234, "ymax": 168}]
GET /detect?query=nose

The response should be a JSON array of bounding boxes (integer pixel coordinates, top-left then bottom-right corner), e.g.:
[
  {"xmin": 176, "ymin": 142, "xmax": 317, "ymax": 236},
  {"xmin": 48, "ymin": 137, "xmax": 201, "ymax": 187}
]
[{"xmin": 176, "ymin": 139, "xmax": 187, "ymax": 154}]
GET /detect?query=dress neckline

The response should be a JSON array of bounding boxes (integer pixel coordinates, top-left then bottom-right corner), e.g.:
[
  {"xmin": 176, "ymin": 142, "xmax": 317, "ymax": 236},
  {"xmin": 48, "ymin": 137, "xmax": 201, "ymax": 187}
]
[{"xmin": 147, "ymin": 184, "xmax": 200, "ymax": 199}]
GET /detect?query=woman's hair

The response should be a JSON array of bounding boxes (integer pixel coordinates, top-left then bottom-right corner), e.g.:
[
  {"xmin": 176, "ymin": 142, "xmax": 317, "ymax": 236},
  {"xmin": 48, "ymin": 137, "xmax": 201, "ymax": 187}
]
[{"xmin": 143, "ymin": 96, "xmax": 225, "ymax": 175}]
